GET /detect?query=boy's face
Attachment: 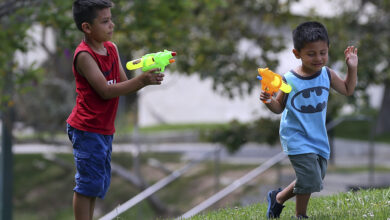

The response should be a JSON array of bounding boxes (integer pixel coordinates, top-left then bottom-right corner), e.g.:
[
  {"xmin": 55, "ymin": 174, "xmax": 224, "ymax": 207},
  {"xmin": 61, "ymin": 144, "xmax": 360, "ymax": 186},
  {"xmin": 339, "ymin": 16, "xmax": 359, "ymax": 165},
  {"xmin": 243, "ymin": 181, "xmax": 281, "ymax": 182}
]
[
  {"xmin": 293, "ymin": 40, "xmax": 329, "ymax": 74},
  {"xmin": 84, "ymin": 7, "xmax": 115, "ymax": 42}
]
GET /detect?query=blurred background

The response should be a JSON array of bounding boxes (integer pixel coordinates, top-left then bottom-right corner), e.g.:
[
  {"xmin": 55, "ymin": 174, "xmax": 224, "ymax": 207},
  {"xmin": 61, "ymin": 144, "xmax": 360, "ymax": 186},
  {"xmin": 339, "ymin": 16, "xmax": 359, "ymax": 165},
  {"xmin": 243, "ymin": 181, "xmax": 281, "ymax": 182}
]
[{"xmin": 1, "ymin": 0, "xmax": 390, "ymax": 219}]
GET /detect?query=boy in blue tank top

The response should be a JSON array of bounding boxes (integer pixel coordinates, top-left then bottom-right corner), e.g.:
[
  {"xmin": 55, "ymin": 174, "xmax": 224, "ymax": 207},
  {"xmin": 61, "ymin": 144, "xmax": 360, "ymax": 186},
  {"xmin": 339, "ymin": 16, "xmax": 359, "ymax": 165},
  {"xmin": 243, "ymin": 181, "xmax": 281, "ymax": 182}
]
[{"xmin": 261, "ymin": 21, "xmax": 358, "ymax": 219}]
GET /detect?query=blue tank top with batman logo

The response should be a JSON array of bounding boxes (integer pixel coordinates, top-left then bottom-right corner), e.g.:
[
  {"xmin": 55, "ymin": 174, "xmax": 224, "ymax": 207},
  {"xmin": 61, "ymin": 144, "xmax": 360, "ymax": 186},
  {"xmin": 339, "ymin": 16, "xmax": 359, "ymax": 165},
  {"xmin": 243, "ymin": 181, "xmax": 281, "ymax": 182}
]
[{"xmin": 279, "ymin": 66, "xmax": 331, "ymax": 159}]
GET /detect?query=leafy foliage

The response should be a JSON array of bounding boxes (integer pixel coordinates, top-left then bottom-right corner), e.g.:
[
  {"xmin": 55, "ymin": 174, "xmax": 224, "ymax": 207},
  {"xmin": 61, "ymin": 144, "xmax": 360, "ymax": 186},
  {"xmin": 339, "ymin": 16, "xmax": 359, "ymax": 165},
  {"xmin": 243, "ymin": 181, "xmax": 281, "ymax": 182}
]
[
  {"xmin": 112, "ymin": 0, "xmax": 300, "ymax": 97},
  {"xmin": 317, "ymin": 0, "xmax": 390, "ymax": 133},
  {"xmin": 7, "ymin": 0, "xmax": 302, "ymax": 134},
  {"xmin": 13, "ymin": 0, "xmax": 81, "ymax": 133},
  {"xmin": 204, "ymin": 118, "xmax": 280, "ymax": 153},
  {"xmin": 0, "ymin": 0, "xmax": 43, "ymax": 108},
  {"xmin": 10, "ymin": 0, "xmax": 390, "ymax": 140}
]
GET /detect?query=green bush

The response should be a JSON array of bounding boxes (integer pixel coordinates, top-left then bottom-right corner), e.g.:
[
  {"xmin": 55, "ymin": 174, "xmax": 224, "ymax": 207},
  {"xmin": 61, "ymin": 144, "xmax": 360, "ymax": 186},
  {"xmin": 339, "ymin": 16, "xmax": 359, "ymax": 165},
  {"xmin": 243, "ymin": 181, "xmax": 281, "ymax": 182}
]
[{"xmin": 204, "ymin": 118, "xmax": 280, "ymax": 153}]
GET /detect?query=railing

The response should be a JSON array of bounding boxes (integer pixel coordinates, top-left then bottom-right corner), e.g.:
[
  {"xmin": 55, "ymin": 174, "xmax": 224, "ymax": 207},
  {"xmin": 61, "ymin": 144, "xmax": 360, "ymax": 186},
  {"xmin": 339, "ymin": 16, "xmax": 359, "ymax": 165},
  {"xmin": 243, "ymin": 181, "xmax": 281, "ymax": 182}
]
[
  {"xmin": 99, "ymin": 148, "xmax": 219, "ymax": 220},
  {"xmin": 179, "ymin": 152, "xmax": 286, "ymax": 219}
]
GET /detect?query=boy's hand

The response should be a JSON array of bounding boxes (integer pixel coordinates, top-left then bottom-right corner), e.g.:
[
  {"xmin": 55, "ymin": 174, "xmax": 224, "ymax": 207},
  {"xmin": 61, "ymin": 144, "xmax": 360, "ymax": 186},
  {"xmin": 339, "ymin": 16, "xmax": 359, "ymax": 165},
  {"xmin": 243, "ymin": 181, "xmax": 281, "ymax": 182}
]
[
  {"xmin": 141, "ymin": 68, "xmax": 165, "ymax": 85},
  {"xmin": 259, "ymin": 91, "xmax": 271, "ymax": 103},
  {"xmin": 344, "ymin": 46, "xmax": 358, "ymax": 69}
]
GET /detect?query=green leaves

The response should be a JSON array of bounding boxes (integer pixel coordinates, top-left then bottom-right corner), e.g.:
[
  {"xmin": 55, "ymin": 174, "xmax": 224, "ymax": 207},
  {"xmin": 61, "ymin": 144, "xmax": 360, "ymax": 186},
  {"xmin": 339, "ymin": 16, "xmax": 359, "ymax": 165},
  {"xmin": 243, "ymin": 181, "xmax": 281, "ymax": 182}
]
[
  {"xmin": 112, "ymin": 0, "xmax": 298, "ymax": 97},
  {"xmin": 204, "ymin": 118, "xmax": 280, "ymax": 153},
  {"xmin": 2, "ymin": 0, "xmax": 300, "ymax": 101}
]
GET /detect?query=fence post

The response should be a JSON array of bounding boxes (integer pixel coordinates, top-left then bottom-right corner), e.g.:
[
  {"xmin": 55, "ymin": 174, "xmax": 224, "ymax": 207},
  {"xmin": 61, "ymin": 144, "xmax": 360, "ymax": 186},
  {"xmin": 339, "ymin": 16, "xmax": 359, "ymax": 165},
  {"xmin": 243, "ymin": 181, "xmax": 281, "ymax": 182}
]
[
  {"xmin": 368, "ymin": 117, "xmax": 376, "ymax": 186},
  {"xmin": 1, "ymin": 69, "xmax": 14, "ymax": 220},
  {"xmin": 214, "ymin": 146, "xmax": 221, "ymax": 192}
]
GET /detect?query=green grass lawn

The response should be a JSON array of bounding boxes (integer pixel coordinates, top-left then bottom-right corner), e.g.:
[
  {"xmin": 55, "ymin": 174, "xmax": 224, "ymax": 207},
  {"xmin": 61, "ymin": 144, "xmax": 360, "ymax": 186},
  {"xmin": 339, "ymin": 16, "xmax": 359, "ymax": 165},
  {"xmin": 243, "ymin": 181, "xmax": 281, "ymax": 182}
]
[{"xmin": 183, "ymin": 188, "xmax": 390, "ymax": 220}]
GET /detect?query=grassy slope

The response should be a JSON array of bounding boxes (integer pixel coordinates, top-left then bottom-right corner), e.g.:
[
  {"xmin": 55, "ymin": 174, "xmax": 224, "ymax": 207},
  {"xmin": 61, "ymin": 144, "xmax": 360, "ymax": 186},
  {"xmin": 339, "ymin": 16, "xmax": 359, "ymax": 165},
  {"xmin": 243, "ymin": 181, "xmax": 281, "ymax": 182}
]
[
  {"xmin": 12, "ymin": 120, "xmax": 390, "ymax": 219},
  {"xmin": 185, "ymin": 188, "xmax": 390, "ymax": 220},
  {"xmin": 13, "ymin": 159, "xmax": 390, "ymax": 220}
]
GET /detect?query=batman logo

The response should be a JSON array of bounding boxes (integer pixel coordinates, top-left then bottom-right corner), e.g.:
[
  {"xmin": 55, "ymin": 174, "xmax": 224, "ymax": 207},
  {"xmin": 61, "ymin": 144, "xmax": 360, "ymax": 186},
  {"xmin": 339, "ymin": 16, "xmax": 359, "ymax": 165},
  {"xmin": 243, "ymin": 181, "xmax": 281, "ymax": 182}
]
[{"xmin": 291, "ymin": 86, "xmax": 329, "ymax": 113}]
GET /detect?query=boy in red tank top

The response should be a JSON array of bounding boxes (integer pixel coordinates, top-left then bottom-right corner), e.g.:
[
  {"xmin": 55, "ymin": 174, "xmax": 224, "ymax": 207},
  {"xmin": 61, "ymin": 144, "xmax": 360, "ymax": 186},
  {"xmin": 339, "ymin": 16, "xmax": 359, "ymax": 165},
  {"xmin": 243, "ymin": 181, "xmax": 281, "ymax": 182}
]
[{"xmin": 67, "ymin": 1, "xmax": 164, "ymax": 219}]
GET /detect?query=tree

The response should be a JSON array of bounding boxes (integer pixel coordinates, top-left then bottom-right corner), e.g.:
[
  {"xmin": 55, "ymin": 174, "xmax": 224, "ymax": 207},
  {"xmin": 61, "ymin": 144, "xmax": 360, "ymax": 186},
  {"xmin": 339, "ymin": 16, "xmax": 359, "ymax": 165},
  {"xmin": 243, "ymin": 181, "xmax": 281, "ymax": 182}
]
[
  {"xmin": 113, "ymin": 0, "xmax": 300, "ymax": 97},
  {"xmin": 318, "ymin": 0, "xmax": 390, "ymax": 134},
  {"xmin": 15, "ymin": 0, "xmax": 302, "ymax": 135},
  {"xmin": 14, "ymin": 0, "xmax": 77, "ymax": 136},
  {"xmin": 0, "ymin": 1, "xmax": 46, "ymax": 219}
]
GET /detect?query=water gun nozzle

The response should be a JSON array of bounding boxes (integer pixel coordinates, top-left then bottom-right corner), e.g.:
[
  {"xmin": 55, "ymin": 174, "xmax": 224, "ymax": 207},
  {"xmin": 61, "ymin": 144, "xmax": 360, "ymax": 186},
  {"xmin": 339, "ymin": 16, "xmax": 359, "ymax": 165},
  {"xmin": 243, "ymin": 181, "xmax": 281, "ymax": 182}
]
[{"xmin": 172, "ymin": 52, "xmax": 177, "ymax": 56}]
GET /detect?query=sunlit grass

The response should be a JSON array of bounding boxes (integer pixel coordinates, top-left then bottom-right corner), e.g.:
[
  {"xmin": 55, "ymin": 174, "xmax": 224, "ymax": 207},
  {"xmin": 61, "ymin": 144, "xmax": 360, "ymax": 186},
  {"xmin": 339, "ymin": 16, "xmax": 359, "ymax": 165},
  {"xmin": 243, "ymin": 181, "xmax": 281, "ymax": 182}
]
[{"xmin": 181, "ymin": 188, "xmax": 390, "ymax": 220}]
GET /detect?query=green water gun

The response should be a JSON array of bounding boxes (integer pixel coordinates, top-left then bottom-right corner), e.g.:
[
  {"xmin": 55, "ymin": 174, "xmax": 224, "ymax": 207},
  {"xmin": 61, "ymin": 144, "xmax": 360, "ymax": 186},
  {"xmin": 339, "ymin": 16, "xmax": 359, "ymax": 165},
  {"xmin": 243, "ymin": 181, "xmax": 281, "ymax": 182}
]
[{"xmin": 126, "ymin": 49, "xmax": 177, "ymax": 73}]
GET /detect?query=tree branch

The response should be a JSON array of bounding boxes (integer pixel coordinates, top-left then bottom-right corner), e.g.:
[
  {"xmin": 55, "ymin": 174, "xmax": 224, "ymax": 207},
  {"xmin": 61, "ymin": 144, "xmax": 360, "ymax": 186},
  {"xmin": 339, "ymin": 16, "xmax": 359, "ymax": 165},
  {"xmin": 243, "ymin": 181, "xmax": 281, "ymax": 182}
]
[
  {"xmin": 39, "ymin": 26, "xmax": 55, "ymax": 57},
  {"xmin": 0, "ymin": 0, "xmax": 44, "ymax": 18}
]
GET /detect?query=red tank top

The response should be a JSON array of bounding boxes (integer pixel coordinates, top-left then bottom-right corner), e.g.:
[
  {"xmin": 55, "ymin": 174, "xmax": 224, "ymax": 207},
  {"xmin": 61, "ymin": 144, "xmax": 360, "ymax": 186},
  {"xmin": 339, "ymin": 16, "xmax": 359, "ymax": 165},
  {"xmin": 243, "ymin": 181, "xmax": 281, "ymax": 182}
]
[{"xmin": 67, "ymin": 41, "xmax": 121, "ymax": 135}]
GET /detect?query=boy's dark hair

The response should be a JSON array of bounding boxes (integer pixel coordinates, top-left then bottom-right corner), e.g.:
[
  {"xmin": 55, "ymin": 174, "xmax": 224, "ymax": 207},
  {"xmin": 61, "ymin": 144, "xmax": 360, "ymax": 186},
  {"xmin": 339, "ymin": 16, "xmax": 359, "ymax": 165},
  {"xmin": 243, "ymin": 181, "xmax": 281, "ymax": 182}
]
[
  {"xmin": 73, "ymin": 0, "xmax": 113, "ymax": 32},
  {"xmin": 292, "ymin": 21, "xmax": 329, "ymax": 51}
]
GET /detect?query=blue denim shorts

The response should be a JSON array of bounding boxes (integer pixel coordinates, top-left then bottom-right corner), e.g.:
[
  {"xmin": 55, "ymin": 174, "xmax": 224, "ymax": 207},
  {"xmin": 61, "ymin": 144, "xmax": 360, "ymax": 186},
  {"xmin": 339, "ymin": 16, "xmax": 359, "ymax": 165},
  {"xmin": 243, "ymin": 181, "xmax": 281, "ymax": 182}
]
[
  {"xmin": 288, "ymin": 153, "xmax": 327, "ymax": 194},
  {"xmin": 67, "ymin": 124, "xmax": 113, "ymax": 199}
]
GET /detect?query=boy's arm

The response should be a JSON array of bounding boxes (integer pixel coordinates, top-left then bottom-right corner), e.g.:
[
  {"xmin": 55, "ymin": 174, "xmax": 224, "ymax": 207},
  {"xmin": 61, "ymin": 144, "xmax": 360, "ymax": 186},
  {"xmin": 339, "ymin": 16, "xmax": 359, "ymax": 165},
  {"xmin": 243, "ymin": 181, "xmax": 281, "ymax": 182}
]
[
  {"xmin": 330, "ymin": 46, "xmax": 358, "ymax": 96},
  {"xmin": 76, "ymin": 52, "xmax": 163, "ymax": 100},
  {"xmin": 260, "ymin": 91, "xmax": 286, "ymax": 114}
]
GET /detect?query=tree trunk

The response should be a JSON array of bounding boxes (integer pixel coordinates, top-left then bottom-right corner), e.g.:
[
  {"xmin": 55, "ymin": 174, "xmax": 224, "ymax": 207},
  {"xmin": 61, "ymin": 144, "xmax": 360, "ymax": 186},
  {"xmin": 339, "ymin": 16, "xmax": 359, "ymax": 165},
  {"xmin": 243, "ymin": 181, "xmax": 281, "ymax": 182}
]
[
  {"xmin": 1, "ymin": 69, "xmax": 14, "ymax": 220},
  {"xmin": 375, "ymin": 84, "xmax": 390, "ymax": 135}
]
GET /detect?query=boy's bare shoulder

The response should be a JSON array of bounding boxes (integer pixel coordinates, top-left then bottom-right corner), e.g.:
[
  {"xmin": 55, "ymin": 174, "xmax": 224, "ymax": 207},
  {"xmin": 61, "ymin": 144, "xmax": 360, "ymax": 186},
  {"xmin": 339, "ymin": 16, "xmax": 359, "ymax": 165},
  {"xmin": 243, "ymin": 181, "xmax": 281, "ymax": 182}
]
[
  {"xmin": 74, "ymin": 51, "xmax": 98, "ymax": 76},
  {"xmin": 76, "ymin": 51, "xmax": 95, "ymax": 64}
]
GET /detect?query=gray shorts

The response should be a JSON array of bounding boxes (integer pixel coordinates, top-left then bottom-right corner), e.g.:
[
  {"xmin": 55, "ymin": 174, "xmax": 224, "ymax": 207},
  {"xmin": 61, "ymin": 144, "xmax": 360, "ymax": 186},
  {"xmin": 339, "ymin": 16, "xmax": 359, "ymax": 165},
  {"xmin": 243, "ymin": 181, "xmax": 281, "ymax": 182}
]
[{"xmin": 288, "ymin": 153, "xmax": 327, "ymax": 194}]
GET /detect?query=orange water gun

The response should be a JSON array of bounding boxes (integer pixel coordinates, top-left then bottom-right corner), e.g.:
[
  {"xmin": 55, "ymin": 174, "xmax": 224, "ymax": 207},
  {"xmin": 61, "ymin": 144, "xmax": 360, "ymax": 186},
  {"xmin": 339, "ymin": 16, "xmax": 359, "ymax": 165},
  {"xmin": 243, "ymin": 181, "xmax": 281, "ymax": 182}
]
[{"xmin": 257, "ymin": 68, "xmax": 292, "ymax": 103}]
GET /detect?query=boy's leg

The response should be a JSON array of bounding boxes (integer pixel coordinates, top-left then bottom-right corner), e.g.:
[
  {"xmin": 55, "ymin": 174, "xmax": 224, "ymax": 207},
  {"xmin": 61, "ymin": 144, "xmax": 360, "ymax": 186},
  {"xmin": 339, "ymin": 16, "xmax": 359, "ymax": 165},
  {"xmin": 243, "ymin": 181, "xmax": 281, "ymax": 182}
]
[
  {"xmin": 267, "ymin": 180, "xmax": 297, "ymax": 218},
  {"xmin": 69, "ymin": 127, "xmax": 113, "ymax": 220},
  {"xmin": 295, "ymin": 193, "xmax": 311, "ymax": 217},
  {"xmin": 73, "ymin": 192, "xmax": 96, "ymax": 220},
  {"xmin": 90, "ymin": 197, "xmax": 96, "ymax": 220},
  {"xmin": 276, "ymin": 180, "xmax": 296, "ymax": 204},
  {"xmin": 288, "ymin": 154, "xmax": 326, "ymax": 218}
]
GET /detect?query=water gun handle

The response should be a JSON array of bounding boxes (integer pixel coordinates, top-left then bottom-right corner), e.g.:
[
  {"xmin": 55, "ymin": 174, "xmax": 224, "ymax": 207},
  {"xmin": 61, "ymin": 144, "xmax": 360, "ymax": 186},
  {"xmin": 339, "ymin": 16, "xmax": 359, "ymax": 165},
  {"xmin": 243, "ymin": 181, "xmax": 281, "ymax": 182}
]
[
  {"xmin": 257, "ymin": 68, "xmax": 292, "ymax": 103},
  {"xmin": 257, "ymin": 76, "xmax": 272, "ymax": 103}
]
